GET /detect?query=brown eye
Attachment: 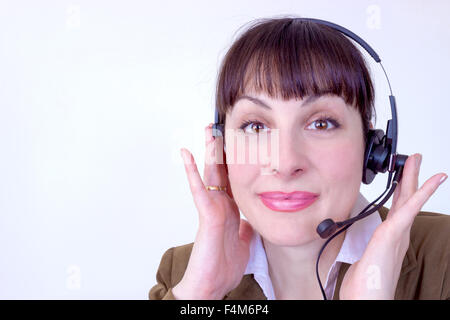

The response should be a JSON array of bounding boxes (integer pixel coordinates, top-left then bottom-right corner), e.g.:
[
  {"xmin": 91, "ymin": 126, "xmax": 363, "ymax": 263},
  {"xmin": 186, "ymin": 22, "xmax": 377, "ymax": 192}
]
[
  {"xmin": 315, "ymin": 119, "xmax": 328, "ymax": 130},
  {"xmin": 251, "ymin": 123, "xmax": 264, "ymax": 133},
  {"xmin": 307, "ymin": 117, "xmax": 340, "ymax": 132},
  {"xmin": 240, "ymin": 120, "xmax": 268, "ymax": 134}
]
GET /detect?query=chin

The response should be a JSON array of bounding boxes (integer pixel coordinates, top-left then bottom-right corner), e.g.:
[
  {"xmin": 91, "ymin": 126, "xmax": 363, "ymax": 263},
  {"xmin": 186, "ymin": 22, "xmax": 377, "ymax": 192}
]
[
  {"xmin": 246, "ymin": 199, "xmax": 321, "ymax": 245},
  {"xmin": 260, "ymin": 223, "xmax": 317, "ymax": 246}
]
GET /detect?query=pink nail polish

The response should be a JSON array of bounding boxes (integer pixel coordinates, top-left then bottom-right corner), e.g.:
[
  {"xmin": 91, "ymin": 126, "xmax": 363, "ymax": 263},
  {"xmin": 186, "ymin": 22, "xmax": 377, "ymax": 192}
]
[{"xmin": 439, "ymin": 175, "xmax": 448, "ymax": 185}]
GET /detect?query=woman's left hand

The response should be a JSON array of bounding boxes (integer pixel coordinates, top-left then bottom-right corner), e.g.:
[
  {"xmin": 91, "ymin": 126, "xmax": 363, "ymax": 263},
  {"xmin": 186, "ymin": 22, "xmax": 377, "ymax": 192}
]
[{"xmin": 340, "ymin": 153, "xmax": 447, "ymax": 300}]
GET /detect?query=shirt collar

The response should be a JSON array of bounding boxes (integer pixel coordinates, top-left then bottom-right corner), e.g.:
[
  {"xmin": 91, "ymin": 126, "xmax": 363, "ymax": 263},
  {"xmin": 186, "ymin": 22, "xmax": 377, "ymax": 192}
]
[
  {"xmin": 335, "ymin": 192, "xmax": 382, "ymax": 264},
  {"xmin": 243, "ymin": 192, "xmax": 382, "ymax": 299}
]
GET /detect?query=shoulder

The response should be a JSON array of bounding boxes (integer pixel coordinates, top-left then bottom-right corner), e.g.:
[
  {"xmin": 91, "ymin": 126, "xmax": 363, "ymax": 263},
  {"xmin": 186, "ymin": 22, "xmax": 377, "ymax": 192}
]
[
  {"xmin": 156, "ymin": 242, "xmax": 194, "ymax": 285},
  {"xmin": 379, "ymin": 206, "xmax": 450, "ymax": 299},
  {"xmin": 410, "ymin": 210, "xmax": 450, "ymax": 299},
  {"xmin": 410, "ymin": 210, "xmax": 450, "ymax": 247},
  {"xmin": 148, "ymin": 242, "xmax": 194, "ymax": 299},
  {"xmin": 379, "ymin": 206, "xmax": 450, "ymax": 245}
]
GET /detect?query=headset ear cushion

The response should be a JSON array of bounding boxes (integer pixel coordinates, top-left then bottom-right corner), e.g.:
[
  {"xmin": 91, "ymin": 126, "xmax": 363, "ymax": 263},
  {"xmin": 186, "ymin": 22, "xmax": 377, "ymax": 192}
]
[{"xmin": 362, "ymin": 129, "xmax": 387, "ymax": 184}]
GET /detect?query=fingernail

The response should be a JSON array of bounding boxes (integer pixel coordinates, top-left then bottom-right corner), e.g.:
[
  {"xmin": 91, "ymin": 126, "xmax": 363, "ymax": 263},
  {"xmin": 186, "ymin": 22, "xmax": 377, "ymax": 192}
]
[
  {"xmin": 439, "ymin": 174, "xmax": 448, "ymax": 185},
  {"xmin": 415, "ymin": 154, "xmax": 422, "ymax": 168},
  {"xmin": 180, "ymin": 148, "xmax": 187, "ymax": 162},
  {"xmin": 206, "ymin": 125, "xmax": 215, "ymax": 143}
]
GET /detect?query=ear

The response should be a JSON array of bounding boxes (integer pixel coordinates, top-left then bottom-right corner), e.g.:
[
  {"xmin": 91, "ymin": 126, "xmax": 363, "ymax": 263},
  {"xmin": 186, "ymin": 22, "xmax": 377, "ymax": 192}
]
[{"xmin": 369, "ymin": 122, "xmax": 374, "ymax": 129}]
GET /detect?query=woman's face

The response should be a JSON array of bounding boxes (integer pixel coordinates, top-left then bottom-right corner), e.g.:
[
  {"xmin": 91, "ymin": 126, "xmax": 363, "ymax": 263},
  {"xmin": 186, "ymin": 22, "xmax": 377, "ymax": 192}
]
[{"xmin": 224, "ymin": 90, "xmax": 367, "ymax": 246}]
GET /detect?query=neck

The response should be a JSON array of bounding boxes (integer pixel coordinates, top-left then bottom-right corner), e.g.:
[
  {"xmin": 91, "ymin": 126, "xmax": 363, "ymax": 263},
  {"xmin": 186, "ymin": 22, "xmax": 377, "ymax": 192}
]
[{"xmin": 262, "ymin": 230, "xmax": 347, "ymax": 299}]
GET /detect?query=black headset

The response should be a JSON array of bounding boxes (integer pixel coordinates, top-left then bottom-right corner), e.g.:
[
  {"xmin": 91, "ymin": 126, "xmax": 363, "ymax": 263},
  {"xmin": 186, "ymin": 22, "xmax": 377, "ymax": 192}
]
[{"xmin": 212, "ymin": 17, "xmax": 409, "ymax": 300}]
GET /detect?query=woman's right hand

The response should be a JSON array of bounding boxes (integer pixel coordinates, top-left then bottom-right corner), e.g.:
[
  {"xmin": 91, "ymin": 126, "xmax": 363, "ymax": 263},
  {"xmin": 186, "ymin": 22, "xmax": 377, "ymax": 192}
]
[{"xmin": 172, "ymin": 123, "xmax": 254, "ymax": 300}]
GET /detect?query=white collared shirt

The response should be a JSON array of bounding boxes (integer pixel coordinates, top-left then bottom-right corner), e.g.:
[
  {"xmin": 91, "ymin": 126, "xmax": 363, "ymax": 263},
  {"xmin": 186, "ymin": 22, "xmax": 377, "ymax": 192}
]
[{"xmin": 243, "ymin": 192, "xmax": 382, "ymax": 300}]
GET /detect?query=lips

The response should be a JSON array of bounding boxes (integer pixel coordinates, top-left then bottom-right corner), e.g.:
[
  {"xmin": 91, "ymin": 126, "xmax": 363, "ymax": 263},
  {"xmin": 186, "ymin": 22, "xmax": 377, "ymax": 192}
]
[
  {"xmin": 258, "ymin": 191, "xmax": 319, "ymax": 212},
  {"xmin": 258, "ymin": 191, "xmax": 319, "ymax": 200}
]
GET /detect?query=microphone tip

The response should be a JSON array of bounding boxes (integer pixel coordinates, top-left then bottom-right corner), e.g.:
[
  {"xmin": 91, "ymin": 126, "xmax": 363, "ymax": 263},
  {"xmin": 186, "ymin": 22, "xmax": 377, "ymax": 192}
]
[{"xmin": 317, "ymin": 218, "xmax": 338, "ymax": 239}]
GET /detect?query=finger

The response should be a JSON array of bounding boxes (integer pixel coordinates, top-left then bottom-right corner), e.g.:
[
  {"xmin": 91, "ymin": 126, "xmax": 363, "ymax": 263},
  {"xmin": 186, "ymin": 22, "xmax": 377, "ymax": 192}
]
[
  {"xmin": 390, "ymin": 153, "xmax": 420, "ymax": 213},
  {"xmin": 203, "ymin": 123, "xmax": 234, "ymax": 200},
  {"xmin": 239, "ymin": 219, "xmax": 254, "ymax": 246},
  {"xmin": 203, "ymin": 123, "xmax": 226, "ymax": 187},
  {"xmin": 181, "ymin": 147, "xmax": 211, "ymax": 214},
  {"xmin": 391, "ymin": 175, "xmax": 402, "ymax": 212},
  {"xmin": 394, "ymin": 172, "xmax": 447, "ymax": 229}
]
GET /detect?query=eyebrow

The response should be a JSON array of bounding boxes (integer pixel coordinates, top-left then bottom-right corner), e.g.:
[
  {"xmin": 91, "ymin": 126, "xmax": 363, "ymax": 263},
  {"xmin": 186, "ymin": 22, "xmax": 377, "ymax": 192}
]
[{"xmin": 237, "ymin": 93, "xmax": 328, "ymax": 110}]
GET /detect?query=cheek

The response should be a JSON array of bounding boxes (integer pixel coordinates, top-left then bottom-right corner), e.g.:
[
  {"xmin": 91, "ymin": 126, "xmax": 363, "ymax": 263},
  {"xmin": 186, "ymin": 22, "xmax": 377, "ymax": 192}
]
[
  {"xmin": 227, "ymin": 162, "xmax": 259, "ymax": 189},
  {"xmin": 312, "ymin": 140, "xmax": 364, "ymax": 182},
  {"xmin": 225, "ymin": 135, "xmax": 267, "ymax": 187},
  {"xmin": 226, "ymin": 162, "xmax": 261, "ymax": 212},
  {"xmin": 226, "ymin": 139, "xmax": 265, "ymax": 207}
]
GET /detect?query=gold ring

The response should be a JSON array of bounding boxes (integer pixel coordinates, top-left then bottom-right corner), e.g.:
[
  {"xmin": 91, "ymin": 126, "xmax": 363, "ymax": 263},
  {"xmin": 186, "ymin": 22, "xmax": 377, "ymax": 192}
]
[{"xmin": 205, "ymin": 185, "xmax": 227, "ymax": 191}]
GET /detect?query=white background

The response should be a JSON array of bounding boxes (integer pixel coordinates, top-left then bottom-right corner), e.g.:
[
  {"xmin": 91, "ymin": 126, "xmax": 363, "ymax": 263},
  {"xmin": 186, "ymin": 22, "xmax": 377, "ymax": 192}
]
[{"xmin": 0, "ymin": 0, "xmax": 448, "ymax": 299}]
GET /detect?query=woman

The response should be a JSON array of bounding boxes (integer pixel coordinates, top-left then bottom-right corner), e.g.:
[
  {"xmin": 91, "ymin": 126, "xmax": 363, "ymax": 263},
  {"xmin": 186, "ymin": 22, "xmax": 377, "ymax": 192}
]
[{"xmin": 149, "ymin": 16, "xmax": 449, "ymax": 300}]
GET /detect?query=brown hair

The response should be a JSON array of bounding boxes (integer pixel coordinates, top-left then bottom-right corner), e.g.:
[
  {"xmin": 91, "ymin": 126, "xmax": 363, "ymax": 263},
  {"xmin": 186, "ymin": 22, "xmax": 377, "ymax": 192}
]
[{"xmin": 215, "ymin": 15, "xmax": 376, "ymax": 143}]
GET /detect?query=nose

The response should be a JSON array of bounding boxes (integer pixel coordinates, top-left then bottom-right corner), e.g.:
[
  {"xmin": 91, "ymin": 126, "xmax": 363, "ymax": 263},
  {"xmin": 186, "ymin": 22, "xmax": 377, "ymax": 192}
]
[{"xmin": 264, "ymin": 128, "xmax": 305, "ymax": 178}]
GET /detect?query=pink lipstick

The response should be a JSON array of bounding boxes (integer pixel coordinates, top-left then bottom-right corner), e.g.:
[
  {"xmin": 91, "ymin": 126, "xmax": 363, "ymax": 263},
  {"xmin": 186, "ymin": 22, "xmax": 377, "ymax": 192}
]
[{"xmin": 258, "ymin": 191, "xmax": 319, "ymax": 212}]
